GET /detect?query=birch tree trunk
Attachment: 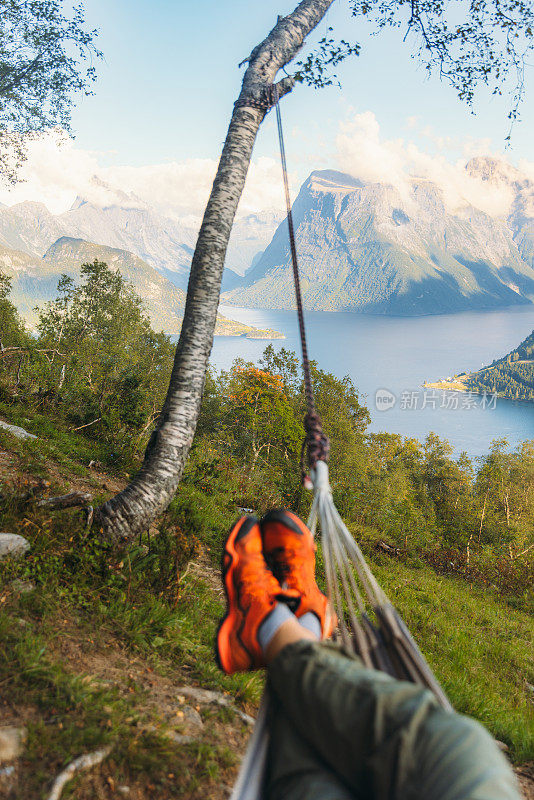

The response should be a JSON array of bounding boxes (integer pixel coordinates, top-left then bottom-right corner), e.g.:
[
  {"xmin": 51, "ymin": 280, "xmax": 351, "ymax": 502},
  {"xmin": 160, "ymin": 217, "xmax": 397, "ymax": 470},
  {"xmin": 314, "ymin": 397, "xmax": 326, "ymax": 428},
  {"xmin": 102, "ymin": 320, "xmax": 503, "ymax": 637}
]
[{"xmin": 97, "ymin": 0, "xmax": 334, "ymax": 543}]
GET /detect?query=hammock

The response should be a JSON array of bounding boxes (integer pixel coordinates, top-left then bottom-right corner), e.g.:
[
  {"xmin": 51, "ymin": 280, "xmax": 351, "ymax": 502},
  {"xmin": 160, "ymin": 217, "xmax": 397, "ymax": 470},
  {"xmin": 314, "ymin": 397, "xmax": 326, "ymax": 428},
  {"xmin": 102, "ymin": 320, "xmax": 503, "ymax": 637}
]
[{"xmin": 229, "ymin": 88, "xmax": 451, "ymax": 800}]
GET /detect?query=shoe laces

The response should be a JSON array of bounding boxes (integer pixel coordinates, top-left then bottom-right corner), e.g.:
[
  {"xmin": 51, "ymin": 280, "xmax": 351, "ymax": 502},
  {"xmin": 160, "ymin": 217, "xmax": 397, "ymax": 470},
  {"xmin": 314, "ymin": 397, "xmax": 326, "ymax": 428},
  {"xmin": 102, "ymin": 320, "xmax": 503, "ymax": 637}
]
[{"xmin": 269, "ymin": 546, "xmax": 315, "ymax": 588}]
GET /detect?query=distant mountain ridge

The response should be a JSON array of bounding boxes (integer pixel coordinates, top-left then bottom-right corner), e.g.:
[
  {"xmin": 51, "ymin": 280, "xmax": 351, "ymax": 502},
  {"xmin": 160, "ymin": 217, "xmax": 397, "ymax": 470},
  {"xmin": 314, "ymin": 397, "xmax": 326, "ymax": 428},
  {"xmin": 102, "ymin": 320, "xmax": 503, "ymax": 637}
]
[
  {"xmin": 1, "ymin": 237, "xmax": 283, "ymax": 339},
  {"xmin": 2, "ymin": 155, "xmax": 533, "ymax": 318},
  {"xmin": 224, "ymin": 159, "xmax": 534, "ymax": 315},
  {"xmin": 0, "ymin": 188, "xmax": 281, "ymax": 290}
]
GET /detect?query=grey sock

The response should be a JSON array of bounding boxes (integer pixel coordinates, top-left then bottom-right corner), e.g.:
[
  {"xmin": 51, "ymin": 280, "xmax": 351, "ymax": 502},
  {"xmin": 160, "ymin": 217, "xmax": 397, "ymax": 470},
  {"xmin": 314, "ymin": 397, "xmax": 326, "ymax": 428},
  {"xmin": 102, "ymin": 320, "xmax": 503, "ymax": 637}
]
[
  {"xmin": 299, "ymin": 611, "xmax": 321, "ymax": 639},
  {"xmin": 258, "ymin": 602, "xmax": 295, "ymax": 652}
]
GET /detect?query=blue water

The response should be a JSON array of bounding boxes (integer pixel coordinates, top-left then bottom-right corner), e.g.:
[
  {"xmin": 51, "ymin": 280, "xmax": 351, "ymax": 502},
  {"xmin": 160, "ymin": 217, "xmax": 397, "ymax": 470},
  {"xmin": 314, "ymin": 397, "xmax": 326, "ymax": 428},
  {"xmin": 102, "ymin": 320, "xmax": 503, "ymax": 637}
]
[{"xmin": 210, "ymin": 305, "xmax": 534, "ymax": 459}]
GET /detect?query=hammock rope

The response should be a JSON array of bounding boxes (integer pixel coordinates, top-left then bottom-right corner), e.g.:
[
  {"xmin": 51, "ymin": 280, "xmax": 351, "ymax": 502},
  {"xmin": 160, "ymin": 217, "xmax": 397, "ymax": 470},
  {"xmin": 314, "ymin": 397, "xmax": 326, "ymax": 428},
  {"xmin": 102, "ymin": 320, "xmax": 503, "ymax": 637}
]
[
  {"xmin": 274, "ymin": 86, "xmax": 330, "ymax": 478},
  {"xmin": 229, "ymin": 86, "xmax": 451, "ymax": 800}
]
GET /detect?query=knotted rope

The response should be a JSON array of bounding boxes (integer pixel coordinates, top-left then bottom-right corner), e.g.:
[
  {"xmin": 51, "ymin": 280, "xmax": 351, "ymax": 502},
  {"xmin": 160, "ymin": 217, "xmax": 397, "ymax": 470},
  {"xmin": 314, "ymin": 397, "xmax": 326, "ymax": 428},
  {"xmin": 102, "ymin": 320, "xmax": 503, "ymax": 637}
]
[{"xmin": 273, "ymin": 84, "xmax": 330, "ymax": 477}]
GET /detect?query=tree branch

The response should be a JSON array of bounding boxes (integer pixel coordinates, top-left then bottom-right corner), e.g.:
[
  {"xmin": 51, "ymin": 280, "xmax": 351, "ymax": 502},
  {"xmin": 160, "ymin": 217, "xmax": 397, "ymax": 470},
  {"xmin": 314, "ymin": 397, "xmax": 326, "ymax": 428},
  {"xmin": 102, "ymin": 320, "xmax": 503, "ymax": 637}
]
[
  {"xmin": 37, "ymin": 492, "xmax": 92, "ymax": 510},
  {"xmin": 0, "ymin": 50, "xmax": 45, "ymax": 95},
  {"xmin": 46, "ymin": 746, "xmax": 112, "ymax": 800}
]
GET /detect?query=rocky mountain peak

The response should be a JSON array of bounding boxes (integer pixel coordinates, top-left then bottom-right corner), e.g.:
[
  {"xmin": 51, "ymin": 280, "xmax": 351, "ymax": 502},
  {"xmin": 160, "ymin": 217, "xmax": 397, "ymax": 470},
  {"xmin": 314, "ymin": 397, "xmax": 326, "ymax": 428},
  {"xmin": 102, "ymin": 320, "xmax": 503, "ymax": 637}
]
[
  {"xmin": 307, "ymin": 170, "xmax": 365, "ymax": 194},
  {"xmin": 465, "ymin": 156, "xmax": 525, "ymax": 188},
  {"xmin": 43, "ymin": 236, "xmax": 85, "ymax": 257},
  {"xmin": 224, "ymin": 158, "xmax": 534, "ymax": 316},
  {"xmin": 9, "ymin": 200, "xmax": 54, "ymax": 217}
]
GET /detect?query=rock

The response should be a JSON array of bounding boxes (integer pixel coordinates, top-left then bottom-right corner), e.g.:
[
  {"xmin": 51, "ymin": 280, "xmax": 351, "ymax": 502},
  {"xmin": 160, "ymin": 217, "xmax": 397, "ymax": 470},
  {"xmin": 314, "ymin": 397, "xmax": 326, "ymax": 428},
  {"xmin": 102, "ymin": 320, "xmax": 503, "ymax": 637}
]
[
  {"xmin": 0, "ymin": 421, "xmax": 37, "ymax": 440},
  {"xmin": 10, "ymin": 579, "xmax": 34, "ymax": 594},
  {"xmin": 178, "ymin": 704, "xmax": 203, "ymax": 734},
  {"xmin": 167, "ymin": 732, "xmax": 194, "ymax": 746},
  {"xmin": 175, "ymin": 685, "xmax": 255, "ymax": 726},
  {"xmin": 0, "ymin": 534, "xmax": 30, "ymax": 560},
  {"xmin": 117, "ymin": 787, "xmax": 131, "ymax": 797},
  {"xmin": 0, "ymin": 727, "xmax": 26, "ymax": 762},
  {"xmin": 0, "ymin": 764, "xmax": 16, "ymax": 798}
]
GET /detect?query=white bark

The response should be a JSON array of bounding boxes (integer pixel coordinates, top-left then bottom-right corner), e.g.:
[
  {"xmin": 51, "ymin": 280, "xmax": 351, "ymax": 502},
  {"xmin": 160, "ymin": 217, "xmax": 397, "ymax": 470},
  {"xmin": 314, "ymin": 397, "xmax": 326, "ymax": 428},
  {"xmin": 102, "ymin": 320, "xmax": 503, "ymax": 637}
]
[
  {"xmin": 47, "ymin": 747, "xmax": 112, "ymax": 800},
  {"xmin": 97, "ymin": 0, "xmax": 334, "ymax": 543}
]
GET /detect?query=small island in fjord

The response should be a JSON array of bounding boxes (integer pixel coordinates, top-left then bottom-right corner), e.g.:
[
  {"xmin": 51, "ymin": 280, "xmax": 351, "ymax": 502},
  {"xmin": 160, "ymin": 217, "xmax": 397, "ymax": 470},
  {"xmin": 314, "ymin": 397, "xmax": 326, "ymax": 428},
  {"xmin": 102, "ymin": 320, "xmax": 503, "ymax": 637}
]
[{"xmin": 425, "ymin": 328, "xmax": 534, "ymax": 402}]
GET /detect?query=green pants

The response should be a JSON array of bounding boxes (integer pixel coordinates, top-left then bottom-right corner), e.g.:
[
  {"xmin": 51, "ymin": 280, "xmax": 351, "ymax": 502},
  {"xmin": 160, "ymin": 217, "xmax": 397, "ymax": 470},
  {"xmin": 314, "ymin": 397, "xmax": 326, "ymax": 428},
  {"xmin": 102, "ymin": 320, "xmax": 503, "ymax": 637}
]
[{"xmin": 265, "ymin": 641, "xmax": 520, "ymax": 800}]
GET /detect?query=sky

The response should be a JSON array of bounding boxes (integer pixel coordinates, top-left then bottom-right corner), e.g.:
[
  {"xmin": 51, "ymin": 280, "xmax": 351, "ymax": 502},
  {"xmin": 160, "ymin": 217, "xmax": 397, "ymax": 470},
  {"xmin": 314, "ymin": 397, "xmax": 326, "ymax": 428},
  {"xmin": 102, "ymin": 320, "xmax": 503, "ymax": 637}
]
[{"xmin": 0, "ymin": 0, "xmax": 533, "ymax": 220}]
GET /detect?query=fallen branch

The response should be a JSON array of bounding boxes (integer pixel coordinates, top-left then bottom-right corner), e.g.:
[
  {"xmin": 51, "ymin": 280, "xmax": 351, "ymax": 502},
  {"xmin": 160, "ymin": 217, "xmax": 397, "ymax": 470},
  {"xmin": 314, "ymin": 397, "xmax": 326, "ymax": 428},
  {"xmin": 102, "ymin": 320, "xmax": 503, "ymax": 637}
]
[
  {"xmin": 175, "ymin": 685, "xmax": 255, "ymax": 726},
  {"xmin": 510, "ymin": 542, "xmax": 534, "ymax": 560},
  {"xmin": 72, "ymin": 418, "xmax": 101, "ymax": 432},
  {"xmin": 37, "ymin": 492, "xmax": 92, "ymax": 509},
  {"xmin": 0, "ymin": 346, "xmax": 67, "ymax": 358},
  {"xmin": 85, "ymin": 505, "xmax": 94, "ymax": 530},
  {"xmin": 376, "ymin": 540, "xmax": 400, "ymax": 556},
  {"xmin": 177, "ymin": 560, "xmax": 200, "ymax": 584},
  {"xmin": 47, "ymin": 746, "xmax": 112, "ymax": 800}
]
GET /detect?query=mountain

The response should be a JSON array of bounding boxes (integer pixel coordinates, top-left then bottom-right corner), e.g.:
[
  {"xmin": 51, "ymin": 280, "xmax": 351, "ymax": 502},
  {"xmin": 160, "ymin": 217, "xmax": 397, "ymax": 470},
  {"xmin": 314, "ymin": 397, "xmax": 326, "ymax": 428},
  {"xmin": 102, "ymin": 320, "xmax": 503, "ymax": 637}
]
[
  {"xmin": 427, "ymin": 327, "xmax": 534, "ymax": 402},
  {"xmin": 1, "ymin": 237, "xmax": 283, "ymax": 338},
  {"xmin": 42, "ymin": 238, "xmax": 187, "ymax": 334},
  {"xmin": 0, "ymin": 191, "xmax": 281, "ymax": 290},
  {"xmin": 0, "ymin": 201, "xmax": 66, "ymax": 257},
  {"xmin": 223, "ymin": 162, "xmax": 534, "ymax": 315},
  {"xmin": 221, "ymin": 267, "xmax": 244, "ymax": 292},
  {"xmin": 0, "ymin": 243, "xmax": 57, "ymax": 322},
  {"xmin": 58, "ymin": 196, "xmax": 196, "ymax": 284},
  {"xmin": 226, "ymin": 211, "xmax": 283, "ymax": 276}
]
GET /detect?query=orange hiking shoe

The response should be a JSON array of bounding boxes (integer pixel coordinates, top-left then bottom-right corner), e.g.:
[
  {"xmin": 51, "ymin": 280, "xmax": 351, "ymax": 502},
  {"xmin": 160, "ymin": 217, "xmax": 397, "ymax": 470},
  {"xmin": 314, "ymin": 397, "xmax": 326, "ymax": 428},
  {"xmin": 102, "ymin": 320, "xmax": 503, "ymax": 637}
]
[
  {"xmin": 216, "ymin": 515, "xmax": 300, "ymax": 674},
  {"xmin": 261, "ymin": 509, "xmax": 336, "ymax": 639}
]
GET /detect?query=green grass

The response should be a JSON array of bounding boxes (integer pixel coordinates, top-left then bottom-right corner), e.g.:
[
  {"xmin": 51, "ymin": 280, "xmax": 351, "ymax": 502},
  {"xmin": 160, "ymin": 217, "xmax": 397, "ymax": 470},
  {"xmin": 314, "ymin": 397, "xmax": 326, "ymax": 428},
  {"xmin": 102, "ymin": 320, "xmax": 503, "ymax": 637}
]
[
  {"xmin": 0, "ymin": 559, "xmax": 255, "ymax": 798},
  {"xmin": 0, "ymin": 398, "xmax": 129, "ymax": 477},
  {"xmin": 371, "ymin": 556, "xmax": 534, "ymax": 762},
  {"xmin": 2, "ymin": 485, "xmax": 531, "ymax": 762},
  {"xmin": 0, "ymin": 411, "xmax": 532, "ymax": 793}
]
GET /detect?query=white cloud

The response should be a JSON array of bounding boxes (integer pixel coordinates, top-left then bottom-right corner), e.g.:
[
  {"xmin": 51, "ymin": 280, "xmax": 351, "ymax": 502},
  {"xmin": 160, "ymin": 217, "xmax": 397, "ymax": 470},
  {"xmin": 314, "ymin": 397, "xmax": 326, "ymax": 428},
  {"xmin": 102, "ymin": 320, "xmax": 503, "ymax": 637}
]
[
  {"xmin": 104, "ymin": 155, "xmax": 290, "ymax": 221},
  {"xmin": 335, "ymin": 110, "xmax": 527, "ymax": 217},
  {"xmin": 0, "ymin": 117, "xmax": 530, "ymax": 225},
  {"xmin": 0, "ymin": 132, "xmax": 108, "ymax": 213},
  {"xmin": 0, "ymin": 133, "xmax": 291, "ymax": 224}
]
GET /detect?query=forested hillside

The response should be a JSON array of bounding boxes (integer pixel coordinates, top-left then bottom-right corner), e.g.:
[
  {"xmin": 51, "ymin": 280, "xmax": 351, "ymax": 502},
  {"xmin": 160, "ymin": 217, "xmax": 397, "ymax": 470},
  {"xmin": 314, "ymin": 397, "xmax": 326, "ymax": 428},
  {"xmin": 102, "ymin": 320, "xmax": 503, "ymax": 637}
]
[
  {"xmin": 1, "ymin": 264, "xmax": 532, "ymax": 604},
  {"xmin": 1, "ymin": 264, "xmax": 533, "ymax": 796},
  {"xmin": 458, "ymin": 329, "xmax": 534, "ymax": 401},
  {"xmin": 0, "ymin": 239, "xmax": 282, "ymax": 339}
]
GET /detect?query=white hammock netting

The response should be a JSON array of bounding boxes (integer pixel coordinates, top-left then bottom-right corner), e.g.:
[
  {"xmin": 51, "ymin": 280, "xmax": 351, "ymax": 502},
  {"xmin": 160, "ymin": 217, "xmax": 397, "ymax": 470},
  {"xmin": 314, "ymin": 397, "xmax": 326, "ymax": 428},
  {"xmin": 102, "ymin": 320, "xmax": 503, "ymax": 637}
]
[{"xmin": 229, "ymin": 461, "xmax": 451, "ymax": 800}]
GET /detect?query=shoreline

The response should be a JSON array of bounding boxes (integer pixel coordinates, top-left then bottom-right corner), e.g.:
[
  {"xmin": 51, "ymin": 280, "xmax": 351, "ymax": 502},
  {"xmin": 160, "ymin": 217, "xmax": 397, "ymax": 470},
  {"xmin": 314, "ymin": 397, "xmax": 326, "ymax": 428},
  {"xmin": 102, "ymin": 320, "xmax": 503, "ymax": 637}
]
[
  {"xmin": 423, "ymin": 376, "xmax": 534, "ymax": 404},
  {"xmin": 423, "ymin": 377, "xmax": 469, "ymax": 392}
]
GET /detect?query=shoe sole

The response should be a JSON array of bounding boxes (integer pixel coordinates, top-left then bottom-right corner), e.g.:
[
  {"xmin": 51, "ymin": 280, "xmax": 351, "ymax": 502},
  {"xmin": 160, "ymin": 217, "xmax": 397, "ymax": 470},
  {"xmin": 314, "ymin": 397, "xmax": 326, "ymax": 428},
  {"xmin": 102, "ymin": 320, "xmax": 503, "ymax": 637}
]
[
  {"xmin": 262, "ymin": 508, "xmax": 310, "ymax": 539},
  {"xmin": 215, "ymin": 515, "xmax": 258, "ymax": 673}
]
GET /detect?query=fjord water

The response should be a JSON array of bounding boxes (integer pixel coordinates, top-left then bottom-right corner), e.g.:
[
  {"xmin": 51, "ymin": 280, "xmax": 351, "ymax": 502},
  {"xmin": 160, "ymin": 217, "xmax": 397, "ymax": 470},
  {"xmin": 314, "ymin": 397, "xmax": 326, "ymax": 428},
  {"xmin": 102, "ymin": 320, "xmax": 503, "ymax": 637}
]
[{"xmin": 213, "ymin": 305, "xmax": 534, "ymax": 458}]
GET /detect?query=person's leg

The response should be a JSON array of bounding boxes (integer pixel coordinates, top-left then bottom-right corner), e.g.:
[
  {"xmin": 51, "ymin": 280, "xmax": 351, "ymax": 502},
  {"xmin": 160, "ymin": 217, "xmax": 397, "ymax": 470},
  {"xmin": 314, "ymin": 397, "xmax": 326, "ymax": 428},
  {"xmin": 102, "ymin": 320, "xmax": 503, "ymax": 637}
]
[
  {"xmin": 215, "ymin": 514, "xmax": 519, "ymax": 800},
  {"xmin": 267, "ymin": 637, "xmax": 520, "ymax": 800},
  {"xmin": 265, "ymin": 699, "xmax": 355, "ymax": 800}
]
